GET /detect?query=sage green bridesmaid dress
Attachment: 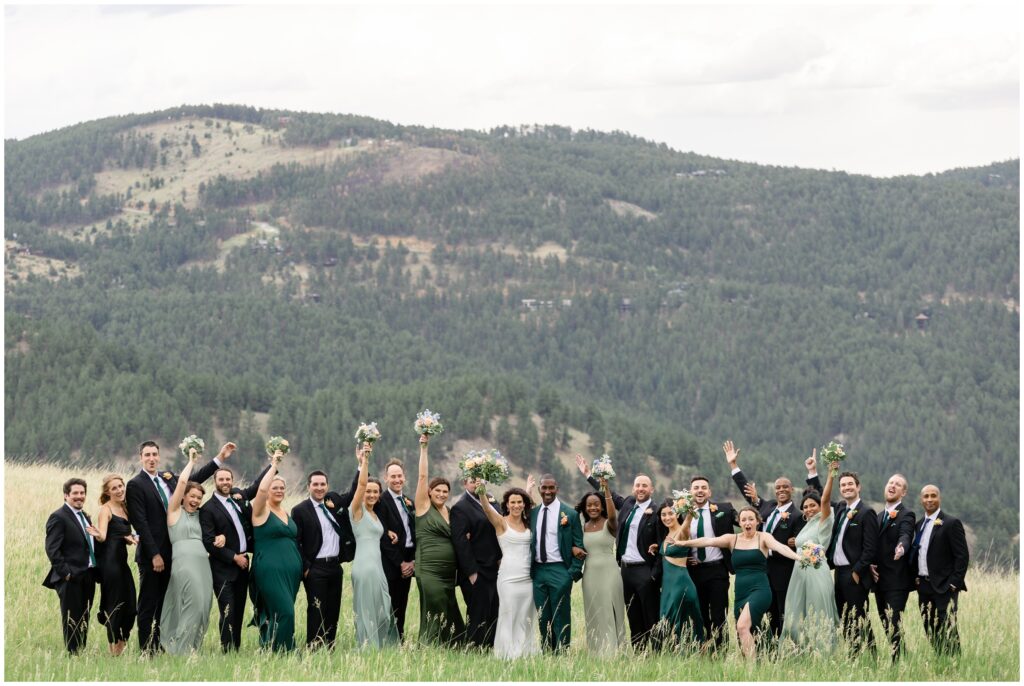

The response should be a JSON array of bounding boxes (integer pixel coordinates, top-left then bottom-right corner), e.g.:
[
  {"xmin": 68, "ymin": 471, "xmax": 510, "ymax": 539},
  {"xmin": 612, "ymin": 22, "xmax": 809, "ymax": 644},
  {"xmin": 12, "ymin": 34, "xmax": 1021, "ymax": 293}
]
[{"xmin": 159, "ymin": 510, "xmax": 213, "ymax": 654}]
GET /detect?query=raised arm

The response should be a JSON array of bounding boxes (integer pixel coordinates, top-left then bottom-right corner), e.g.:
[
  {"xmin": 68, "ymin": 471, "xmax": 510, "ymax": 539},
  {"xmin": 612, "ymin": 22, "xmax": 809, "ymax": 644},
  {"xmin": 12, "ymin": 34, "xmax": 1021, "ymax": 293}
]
[
  {"xmin": 674, "ymin": 512, "xmax": 694, "ymax": 543},
  {"xmin": 339, "ymin": 444, "xmax": 364, "ymax": 509},
  {"xmin": 251, "ymin": 451, "xmax": 283, "ymax": 520},
  {"xmin": 762, "ymin": 531, "xmax": 801, "ymax": 561},
  {"xmin": 601, "ymin": 478, "xmax": 618, "ymax": 535},
  {"xmin": 350, "ymin": 445, "xmax": 369, "ymax": 522},
  {"xmin": 239, "ymin": 461, "xmax": 272, "ymax": 502},
  {"xmin": 167, "ymin": 450, "xmax": 198, "ymax": 523},
  {"xmin": 685, "ymin": 532, "xmax": 735, "ymax": 550},
  {"xmin": 725, "ymin": 440, "xmax": 760, "ymax": 507},
  {"xmin": 478, "ymin": 483, "xmax": 507, "ymax": 535},
  {"xmin": 414, "ymin": 435, "xmax": 430, "ymax": 516},
  {"xmin": 577, "ymin": 453, "xmax": 625, "ymax": 511},
  {"xmin": 820, "ymin": 461, "xmax": 836, "ymax": 520}
]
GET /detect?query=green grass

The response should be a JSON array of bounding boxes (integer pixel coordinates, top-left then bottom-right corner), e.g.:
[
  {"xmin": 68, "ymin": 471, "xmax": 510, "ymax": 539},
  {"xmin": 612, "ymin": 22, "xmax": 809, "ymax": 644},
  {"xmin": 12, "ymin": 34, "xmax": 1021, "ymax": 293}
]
[{"xmin": 5, "ymin": 462, "xmax": 1019, "ymax": 681}]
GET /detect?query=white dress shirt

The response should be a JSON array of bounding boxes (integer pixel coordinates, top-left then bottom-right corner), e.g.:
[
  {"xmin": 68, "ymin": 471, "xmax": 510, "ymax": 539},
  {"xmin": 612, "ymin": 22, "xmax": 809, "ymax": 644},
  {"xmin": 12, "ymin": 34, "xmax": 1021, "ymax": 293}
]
[
  {"xmin": 215, "ymin": 492, "xmax": 247, "ymax": 553},
  {"xmin": 66, "ymin": 503, "xmax": 95, "ymax": 568},
  {"xmin": 535, "ymin": 499, "xmax": 563, "ymax": 563},
  {"xmin": 689, "ymin": 505, "xmax": 724, "ymax": 563},
  {"xmin": 833, "ymin": 498, "xmax": 861, "ymax": 567},
  {"xmin": 310, "ymin": 497, "xmax": 340, "ymax": 558},
  {"xmin": 917, "ymin": 509, "xmax": 941, "ymax": 577},
  {"xmin": 390, "ymin": 489, "xmax": 413, "ymax": 548},
  {"xmin": 621, "ymin": 498, "xmax": 652, "ymax": 563}
]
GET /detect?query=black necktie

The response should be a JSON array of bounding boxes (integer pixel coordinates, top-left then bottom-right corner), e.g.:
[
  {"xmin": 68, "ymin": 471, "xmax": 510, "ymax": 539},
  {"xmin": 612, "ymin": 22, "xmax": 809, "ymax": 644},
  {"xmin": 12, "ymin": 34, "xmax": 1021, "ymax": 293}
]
[
  {"xmin": 913, "ymin": 520, "xmax": 926, "ymax": 548},
  {"xmin": 540, "ymin": 506, "xmax": 549, "ymax": 562}
]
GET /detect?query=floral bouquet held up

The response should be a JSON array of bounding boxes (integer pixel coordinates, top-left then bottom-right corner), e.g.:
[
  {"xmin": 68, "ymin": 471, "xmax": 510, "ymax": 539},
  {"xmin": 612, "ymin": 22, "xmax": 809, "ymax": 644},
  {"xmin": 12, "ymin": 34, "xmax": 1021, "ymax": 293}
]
[
  {"xmin": 591, "ymin": 454, "xmax": 615, "ymax": 487},
  {"xmin": 799, "ymin": 542, "xmax": 826, "ymax": 569},
  {"xmin": 179, "ymin": 435, "xmax": 205, "ymax": 459},
  {"xmin": 265, "ymin": 436, "xmax": 290, "ymax": 457},
  {"xmin": 355, "ymin": 422, "xmax": 381, "ymax": 445},
  {"xmin": 820, "ymin": 441, "xmax": 846, "ymax": 467},
  {"xmin": 460, "ymin": 448, "xmax": 511, "ymax": 494},
  {"xmin": 414, "ymin": 410, "xmax": 444, "ymax": 436},
  {"xmin": 671, "ymin": 489, "xmax": 698, "ymax": 519}
]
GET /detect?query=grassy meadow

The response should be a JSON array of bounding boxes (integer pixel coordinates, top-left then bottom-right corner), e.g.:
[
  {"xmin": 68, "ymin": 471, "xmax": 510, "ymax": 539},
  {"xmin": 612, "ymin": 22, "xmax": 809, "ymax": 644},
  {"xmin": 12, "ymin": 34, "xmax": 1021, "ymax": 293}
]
[{"xmin": 5, "ymin": 461, "xmax": 1019, "ymax": 681}]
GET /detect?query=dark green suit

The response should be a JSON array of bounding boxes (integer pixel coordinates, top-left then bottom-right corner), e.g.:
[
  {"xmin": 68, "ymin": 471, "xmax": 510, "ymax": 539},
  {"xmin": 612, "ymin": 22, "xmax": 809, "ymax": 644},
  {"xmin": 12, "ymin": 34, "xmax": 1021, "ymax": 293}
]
[{"xmin": 530, "ymin": 500, "xmax": 584, "ymax": 652}]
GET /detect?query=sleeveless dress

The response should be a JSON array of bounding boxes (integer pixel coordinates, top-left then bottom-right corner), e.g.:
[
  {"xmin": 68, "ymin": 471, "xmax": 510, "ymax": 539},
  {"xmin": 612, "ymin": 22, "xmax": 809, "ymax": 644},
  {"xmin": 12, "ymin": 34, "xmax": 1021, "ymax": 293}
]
[
  {"xmin": 159, "ymin": 510, "xmax": 213, "ymax": 654},
  {"xmin": 97, "ymin": 512, "xmax": 137, "ymax": 644},
  {"xmin": 657, "ymin": 541, "xmax": 703, "ymax": 648},
  {"xmin": 350, "ymin": 503, "xmax": 399, "ymax": 648},
  {"xmin": 250, "ymin": 512, "xmax": 302, "ymax": 651},
  {"xmin": 494, "ymin": 525, "xmax": 540, "ymax": 659},
  {"xmin": 732, "ymin": 544, "xmax": 773, "ymax": 633},
  {"xmin": 415, "ymin": 506, "xmax": 465, "ymax": 645},
  {"xmin": 782, "ymin": 511, "xmax": 839, "ymax": 651},
  {"xmin": 581, "ymin": 523, "xmax": 625, "ymax": 652}
]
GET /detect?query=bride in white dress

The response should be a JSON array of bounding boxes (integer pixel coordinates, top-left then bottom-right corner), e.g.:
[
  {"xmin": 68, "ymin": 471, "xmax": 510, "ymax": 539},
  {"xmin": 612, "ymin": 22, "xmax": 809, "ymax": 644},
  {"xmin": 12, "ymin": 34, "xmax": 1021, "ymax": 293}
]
[{"xmin": 479, "ymin": 480, "xmax": 540, "ymax": 659}]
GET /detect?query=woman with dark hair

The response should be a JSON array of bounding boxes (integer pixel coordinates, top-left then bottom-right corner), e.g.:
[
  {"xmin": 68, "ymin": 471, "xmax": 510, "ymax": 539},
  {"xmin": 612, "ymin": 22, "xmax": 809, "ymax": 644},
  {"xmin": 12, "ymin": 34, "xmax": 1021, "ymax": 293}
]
[
  {"xmin": 477, "ymin": 481, "xmax": 539, "ymax": 659},
  {"xmin": 576, "ymin": 474, "xmax": 625, "ymax": 652},
  {"xmin": 89, "ymin": 474, "xmax": 138, "ymax": 655},
  {"xmin": 159, "ymin": 449, "xmax": 216, "ymax": 654},
  {"xmin": 682, "ymin": 502, "xmax": 801, "ymax": 659},
  {"xmin": 349, "ymin": 444, "xmax": 400, "ymax": 648},
  {"xmin": 649, "ymin": 500, "xmax": 702, "ymax": 650},
  {"xmin": 782, "ymin": 456, "xmax": 840, "ymax": 651},
  {"xmin": 413, "ymin": 434, "xmax": 465, "ymax": 645}
]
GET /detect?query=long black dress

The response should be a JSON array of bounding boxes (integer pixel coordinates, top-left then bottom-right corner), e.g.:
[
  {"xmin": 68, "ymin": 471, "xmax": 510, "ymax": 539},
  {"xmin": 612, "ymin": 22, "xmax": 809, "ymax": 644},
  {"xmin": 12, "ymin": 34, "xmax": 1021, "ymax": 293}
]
[{"xmin": 97, "ymin": 512, "xmax": 137, "ymax": 644}]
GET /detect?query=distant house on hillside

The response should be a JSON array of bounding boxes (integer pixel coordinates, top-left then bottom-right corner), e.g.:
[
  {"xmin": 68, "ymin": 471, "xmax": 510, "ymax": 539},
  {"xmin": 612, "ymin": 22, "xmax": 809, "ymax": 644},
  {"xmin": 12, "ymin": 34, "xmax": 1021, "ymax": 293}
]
[{"xmin": 915, "ymin": 312, "xmax": 930, "ymax": 330}]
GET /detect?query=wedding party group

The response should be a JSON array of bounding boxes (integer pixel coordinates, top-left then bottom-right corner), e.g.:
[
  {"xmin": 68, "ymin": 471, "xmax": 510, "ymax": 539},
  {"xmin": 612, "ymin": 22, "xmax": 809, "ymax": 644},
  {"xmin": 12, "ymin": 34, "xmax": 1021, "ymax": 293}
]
[{"xmin": 43, "ymin": 427, "xmax": 969, "ymax": 663}]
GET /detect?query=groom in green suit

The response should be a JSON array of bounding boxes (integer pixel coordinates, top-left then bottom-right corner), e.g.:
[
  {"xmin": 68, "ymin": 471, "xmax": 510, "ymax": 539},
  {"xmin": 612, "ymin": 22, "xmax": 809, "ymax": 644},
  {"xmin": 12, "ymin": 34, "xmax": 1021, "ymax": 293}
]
[{"xmin": 530, "ymin": 474, "xmax": 585, "ymax": 652}]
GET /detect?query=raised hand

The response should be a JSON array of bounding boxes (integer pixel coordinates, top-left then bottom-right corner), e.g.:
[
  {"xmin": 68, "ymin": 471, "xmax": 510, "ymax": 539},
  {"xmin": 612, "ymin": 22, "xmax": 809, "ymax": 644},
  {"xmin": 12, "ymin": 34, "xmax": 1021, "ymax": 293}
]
[
  {"xmin": 805, "ymin": 449, "xmax": 817, "ymax": 474},
  {"xmin": 271, "ymin": 449, "xmax": 284, "ymax": 464},
  {"xmin": 218, "ymin": 442, "xmax": 237, "ymax": 461},
  {"xmin": 526, "ymin": 474, "xmax": 536, "ymax": 493},
  {"xmin": 419, "ymin": 434, "xmax": 430, "ymax": 446},
  {"xmin": 598, "ymin": 476, "xmax": 609, "ymax": 493},
  {"xmin": 743, "ymin": 482, "xmax": 759, "ymax": 505},
  {"xmin": 723, "ymin": 440, "xmax": 739, "ymax": 468},
  {"xmin": 575, "ymin": 453, "xmax": 591, "ymax": 477},
  {"xmin": 188, "ymin": 447, "xmax": 199, "ymax": 462}
]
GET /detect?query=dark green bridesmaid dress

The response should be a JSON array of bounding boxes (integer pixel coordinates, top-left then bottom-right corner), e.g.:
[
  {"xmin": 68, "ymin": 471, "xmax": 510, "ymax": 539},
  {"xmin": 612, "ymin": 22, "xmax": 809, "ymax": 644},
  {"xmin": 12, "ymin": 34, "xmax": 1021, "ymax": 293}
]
[
  {"xmin": 732, "ymin": 545, "xmax": 773, "ymax": 633},
  {"xmin": 250, "ymin": 513, "xmax": 302, "ymax": 651},
  {"xmin": 658, "ymin": 541, "xmax": 704, "ymax": 647},
  {"xmin": 414, "ymin": 506, "xmax": 465, "ymax": 645}
]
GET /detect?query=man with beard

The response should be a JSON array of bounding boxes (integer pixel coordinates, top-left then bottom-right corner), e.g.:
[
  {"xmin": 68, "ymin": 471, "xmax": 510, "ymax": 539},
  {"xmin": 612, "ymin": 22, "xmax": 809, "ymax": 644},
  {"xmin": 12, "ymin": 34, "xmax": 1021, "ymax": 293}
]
[{"xmin": 451, "ymin": 475, "xmax": 502, "ymax": 648}]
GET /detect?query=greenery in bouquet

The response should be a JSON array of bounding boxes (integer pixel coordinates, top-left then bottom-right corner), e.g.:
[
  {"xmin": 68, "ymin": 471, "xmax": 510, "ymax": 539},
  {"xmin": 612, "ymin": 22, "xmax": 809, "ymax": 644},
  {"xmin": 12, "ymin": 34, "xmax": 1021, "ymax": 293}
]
[
  {"xmin": 355, "ymin": 422, "xmax": 381, "ymax": 445},
  {"xmin": 820, "ymin": 440, "xmax": 846, "ymax": 466},
  {"xmin": 459, "ymin": 448, "xmax": 511, "ymax": 485},
  {"xmin": 671, "ymin": 488, "xmax": 698, "ymax": 518},
  {"xmin": 414, "ymin": 409, "xmax": 444, "ymax": 436},
  {"xmin": 799, "ymin": 542, "xmax": 825, "ymax": 569},
  {"xmin": 265, "ymin": 435, "xmax": 290, "ymax": 456},
  {"xmin": 178, "ymin": 434, "xmax": 204, "ymax": 458},
  {"xmin": 591, "ymin": 454, "xmax": 615, "ymax": 482}
]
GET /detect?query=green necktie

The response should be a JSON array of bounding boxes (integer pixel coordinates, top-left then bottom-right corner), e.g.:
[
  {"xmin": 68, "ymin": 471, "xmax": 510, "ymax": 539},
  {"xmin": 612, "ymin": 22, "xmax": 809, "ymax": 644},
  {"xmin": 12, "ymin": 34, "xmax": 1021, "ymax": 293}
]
[
  {"xmin": 319, "ymin": 503, "xmax": 341, "ymax": 534},
  {"xmin": 76, "ymin": 511, "xmax": 96, "ymax": 567},
  {"xmin": 153, "ymin": 476, "xmax": 169, "ymax": 510},
  {"xmin": 397, "ymin": 493, "xmax": 411, "ymax": 516},
  {"xmin": 696, "ymin": 508, "xmax": 706, "ymax": 561},
  {"xmin": 617, "ymin": 504, "xmax": 639, "ymax": 558},
  {"xmin": 229, "ymin": 498, "xmax": 243, "ymax": 515},
  {"xmin": 765, "ymin": 509, "xmax": 779, "ymax": 533}
]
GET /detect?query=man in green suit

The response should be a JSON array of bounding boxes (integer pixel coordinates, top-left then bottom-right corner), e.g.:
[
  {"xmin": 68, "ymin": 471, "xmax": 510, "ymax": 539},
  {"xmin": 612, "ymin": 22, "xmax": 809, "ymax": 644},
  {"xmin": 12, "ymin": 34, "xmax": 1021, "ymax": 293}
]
[{"xmin": 530, "ymin": 474, "xmax": 585, "ymax": 652}]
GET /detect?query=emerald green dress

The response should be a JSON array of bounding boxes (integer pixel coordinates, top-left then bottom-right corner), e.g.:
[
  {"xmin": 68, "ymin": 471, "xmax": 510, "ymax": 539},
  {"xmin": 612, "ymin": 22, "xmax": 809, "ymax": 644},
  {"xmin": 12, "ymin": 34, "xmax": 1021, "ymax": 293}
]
[
  {"xmin": 415, "ymin": 506, "xmax": 465, "ymax": 645},
  {"xmin": 732, "ymin": 545, "xmax": 773, "ymax": 633},
  {"xmin": 250, "ymin": 512, "xmax": 302, "ymax": 651},
  {"xmin": 657, "ymin": 541, "xmax": 703, "ymax": 648}
]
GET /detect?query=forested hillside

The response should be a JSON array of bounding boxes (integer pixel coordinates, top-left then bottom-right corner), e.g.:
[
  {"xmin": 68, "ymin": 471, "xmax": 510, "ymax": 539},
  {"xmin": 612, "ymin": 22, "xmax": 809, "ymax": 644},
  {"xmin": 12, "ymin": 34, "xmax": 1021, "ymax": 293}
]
[{"xmin": 5, "ymin": 105, "xmax": 1018, "ymax": 561}]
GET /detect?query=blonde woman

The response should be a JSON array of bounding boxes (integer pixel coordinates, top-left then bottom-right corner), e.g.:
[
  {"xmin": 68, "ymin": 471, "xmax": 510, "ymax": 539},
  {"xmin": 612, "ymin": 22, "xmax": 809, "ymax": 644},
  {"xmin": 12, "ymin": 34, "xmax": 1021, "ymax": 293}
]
[{"xmin": 87, "ymin": 474, "xmax": 138, "ymax": 655}]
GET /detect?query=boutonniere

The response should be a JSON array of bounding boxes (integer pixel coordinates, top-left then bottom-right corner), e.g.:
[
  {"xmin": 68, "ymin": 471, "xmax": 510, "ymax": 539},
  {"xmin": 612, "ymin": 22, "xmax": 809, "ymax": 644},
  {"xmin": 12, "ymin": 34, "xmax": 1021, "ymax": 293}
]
[
  {"xmin": 325, "ymin": 499, "xmax": 335, "ymax": 509},
  {"xmin": 934, "ymin": 518, "xmax": 943, "ymax": 527},
  {"xmin": 560, "ymin": 513, "xmax": 569, "ymax": 527},
  {"xmin": 709, "ymin": 503, "xmax": 718, "ymax": 513},
  {"xmin": 162, "ymin": 471, "xmax": 173, "ymax": 480},
  {"xmin": 404, "ymin": 497, "xmax": 413, "ymax": 508},
  {"xmin": 780, "ymin": 511, "xmax": 790, "ymax": 520},
  {"xmin": 846, "ymin": 508, "xmax": 857, "ymax": 521},
  {"xmin": 466, "ymin": 532, "xmax": 472, "ymax": 540}
]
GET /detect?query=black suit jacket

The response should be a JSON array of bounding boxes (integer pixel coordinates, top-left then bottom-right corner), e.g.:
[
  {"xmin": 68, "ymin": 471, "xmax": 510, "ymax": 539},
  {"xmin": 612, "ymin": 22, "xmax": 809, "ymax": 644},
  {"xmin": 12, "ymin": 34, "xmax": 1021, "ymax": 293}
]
[
  {"xmin": 731, "ymin": 469, "xmax": 806, "ymax": 550},
  {"xmin": 42, "ymin": 505, "xmax": 96, "ymax": 589},
  {"xmin": 450, "ymin": 492, "xmax": 503, "ymax": 582},
  {"xmin": 806, "ymin": 474, "xmax": 878, "ymax": 588},
  {"xmin": 199, "ymin": 464, "xmax": 271, "ymax": 583},
  {"xmin": 126, "ymin": 459, "xmax": 220, "ymax": 564},
  {"xmin": 909, "ymin": 511, "xmax": 969, "ymax": 594},
  {"xmin": 614, "ymin": 496, "xmax": 662, "ymax": 581},
  {"xmin": 291, "ymin": 470, "xmax": 358, "ymax": 575},
  {"xmin": 874, "ymin": 504, "xmax": 916, "ymax": 592},
  {"xmin": 377, "ymin": 488, "xmax": 416, "ymax": 581}
]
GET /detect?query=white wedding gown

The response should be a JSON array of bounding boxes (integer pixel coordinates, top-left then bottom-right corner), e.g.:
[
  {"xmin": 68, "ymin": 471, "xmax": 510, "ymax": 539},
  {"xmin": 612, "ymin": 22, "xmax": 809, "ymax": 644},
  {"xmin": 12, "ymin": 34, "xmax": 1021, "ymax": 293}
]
[{"xmin": 494, "ymin": 526, "xmax": 540, "ymax": 659}]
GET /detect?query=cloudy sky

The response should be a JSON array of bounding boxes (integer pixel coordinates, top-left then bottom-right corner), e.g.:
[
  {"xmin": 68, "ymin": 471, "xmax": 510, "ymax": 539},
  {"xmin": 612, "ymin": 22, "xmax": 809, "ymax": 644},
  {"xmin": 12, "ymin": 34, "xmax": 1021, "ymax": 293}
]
[{"xmin": 4, "ymin": 2, "xmax": 1019, "ymax": 176}]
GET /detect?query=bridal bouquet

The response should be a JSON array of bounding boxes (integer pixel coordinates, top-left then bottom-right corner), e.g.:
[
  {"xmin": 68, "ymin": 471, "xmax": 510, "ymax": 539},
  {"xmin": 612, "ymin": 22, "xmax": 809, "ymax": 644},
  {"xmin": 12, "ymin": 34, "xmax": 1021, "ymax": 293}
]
[
  {"xmin": 178, "ymin": 435, "xmax": 205, "ymax": 458},
  {"xmin": 799, "ymin": 542, "xmax": 826, "ymax": 569},
  {"xmin": 414, "ymin": 409, "xmax": 444, "ymax": 436},
  {"xmin": 671, "ymin": 489, "xmax": 698, "ymax": 518},
  {"xmin": 459, "ymin": 448, "xmax": 511, "ymax": 485},
  {"xmin": 591, "ymin": 454, "xmax": 615, "ymax": 482},
  {"xmin": 820, "ymin": 441, "xmax": 847, "ymax": 466},
  {"xmin": 265, "ymin": 436, "xmax": 290, "ymax": 456},
  {"xmin": 355, "ymin": 422, "xmax": 381, "ymax": 445}
]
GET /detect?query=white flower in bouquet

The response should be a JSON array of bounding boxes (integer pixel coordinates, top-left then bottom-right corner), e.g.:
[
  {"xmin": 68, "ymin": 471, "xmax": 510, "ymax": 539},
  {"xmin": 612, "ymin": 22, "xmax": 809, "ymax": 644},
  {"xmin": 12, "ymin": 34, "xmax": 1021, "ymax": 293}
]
[
  {"xmin": 671, "ymin": 489, "xmax": 698, "ymax": 518},
  {"xmin": 592, "ymin": 454, "xmax": 615, "ymax": 481},
  {"xmin": 265, "ymin": 436, "xmax": 290, "ymax": 456},
  {"xmin": 355, "ymin": 422, "xmax": 381, "ymax": 445},
  {"xmin": 820, "ymin": 441, "xmax": 846, "ymax": 466},
  {"xmin": 178, "ymin": 435, "xmax": 205, "ymax": 458},
  {"xmin": 414, "ymin": 409, "xmax": 444, "ymax": 436},
  {"xmin": 459, "ymin": 448, "xmax": 511, "ymax": 485}
]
